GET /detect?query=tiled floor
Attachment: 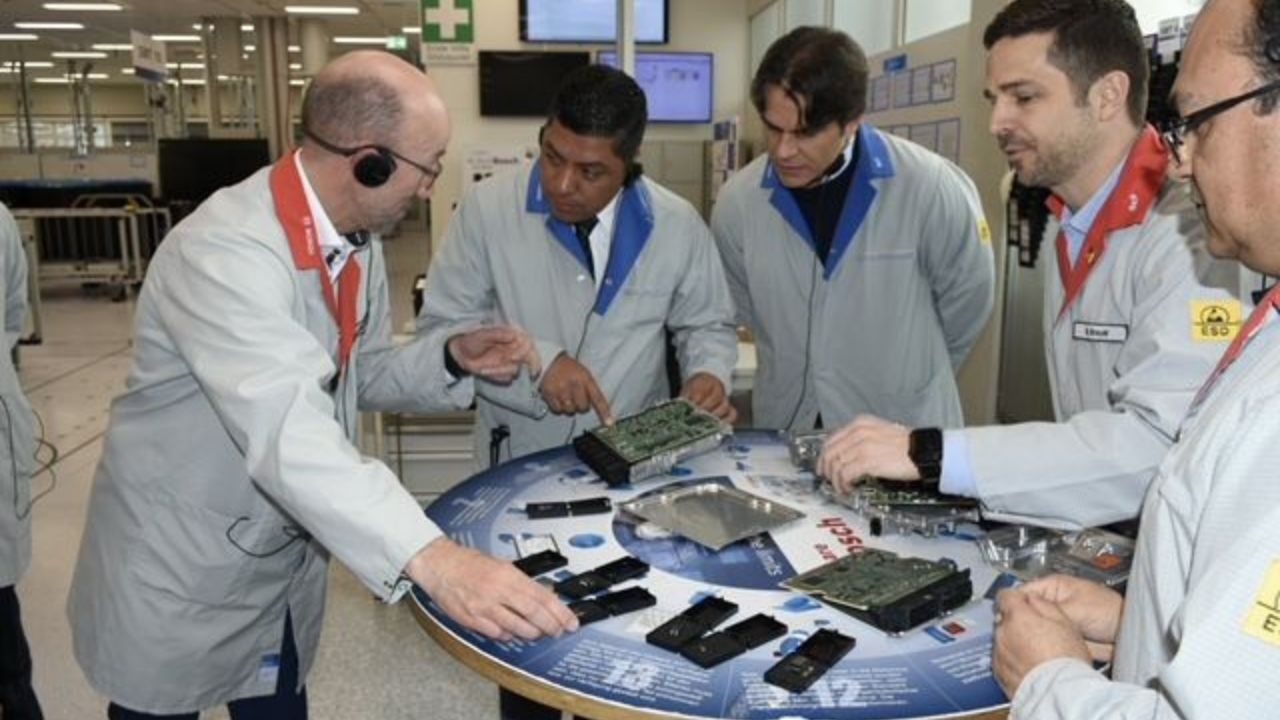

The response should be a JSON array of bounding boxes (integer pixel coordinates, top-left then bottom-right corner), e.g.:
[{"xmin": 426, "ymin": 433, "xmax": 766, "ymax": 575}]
[{"xmin": 16, "ymin": 282, "xmax": 498, "ymax": 719}]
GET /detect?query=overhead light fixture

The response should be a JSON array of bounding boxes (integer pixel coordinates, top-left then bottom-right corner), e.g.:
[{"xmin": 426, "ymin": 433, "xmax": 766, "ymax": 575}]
[
  {"xmin": 285, "ymin": 6, "xmax": 359, "ymax": 15},
  {"xmin": 332, "ymin": 36, "xmax": 387, "ymax": 45},
  {"xmin": 289, "ymin": 62, "xmax": 301, "ymax": 70},
  {"xmin": 151, "ymin": 34, "xmax": 201, "ymax": 42},
  {"xmin": 52, "ymin": 50, "xmax": 108, "ymax": 58},
  {"xmin": 244, "ymin": 44, "xmax": 255, "ymax": 52},
  {"xmin": 165, "ymin": 61, "xmax": 205, "ymax": 69},
  {"xmin": 0, "ymin": 33, "xmax": 40, "ymax": 41},
  {"xmin": 120, "ymin": 67, "xmax": 134, "ymax": 74},
  {"xmin": 168, "ymin": 77, "xmax": 205, "ymax": 85},
  {"xmin": 91, "ymin": 43, "xmax": 133, "ymax": 51},
  {"xmin": 241, "ymin": 23, "xmax": 254, "ymax": 32},
  {"xmin": 289, "ymin": 79, "xmax": 306, "ymax": 86},
  {"xmin": 43, "ymin": 2, "xmax": 123, "ymax": 10},
  {"xmin": 35, "ymin": 77, "xmax": 73, "ymax": 84},
  {"xmin": 15, "ymin": 21, "xmax": 85, "ymax": 30},
  {"xmin": 402, "ymin": 26, "xmax": 421, "ymax": 35},
  {"xmin": 2, "ymin": 60, "xmax": 54, "ymax": 68},
  {"xmin": 288, "ymin": 45, "xmax": 300, "ymax": 53}
]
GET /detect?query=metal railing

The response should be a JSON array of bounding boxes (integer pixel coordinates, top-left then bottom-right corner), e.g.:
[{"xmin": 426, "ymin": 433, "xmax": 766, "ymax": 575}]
[{"xmin": 12, "ymin": 193, "xmax": 170, "ymax": 301}]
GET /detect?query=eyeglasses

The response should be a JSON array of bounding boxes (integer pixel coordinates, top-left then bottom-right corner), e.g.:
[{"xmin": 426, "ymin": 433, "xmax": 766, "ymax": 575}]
[
  {"xmin": 1161, "ymin": 80, "xmax": 1280, "ymax": 163},
  {"xmin": 384, "ymin": 146, "xmax": 442, "ymax": 185}
]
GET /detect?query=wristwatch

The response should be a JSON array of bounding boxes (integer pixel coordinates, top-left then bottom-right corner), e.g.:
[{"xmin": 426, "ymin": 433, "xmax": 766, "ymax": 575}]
[{"xmin": 908, "ymin": 428, "xmax": 943, "ymax": 480}]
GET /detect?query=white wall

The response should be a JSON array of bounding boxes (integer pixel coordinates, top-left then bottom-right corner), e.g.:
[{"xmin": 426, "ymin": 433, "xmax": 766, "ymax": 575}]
[{"xmin": 426, "ymin": 0, "xmax": 751, "ymax": 256}]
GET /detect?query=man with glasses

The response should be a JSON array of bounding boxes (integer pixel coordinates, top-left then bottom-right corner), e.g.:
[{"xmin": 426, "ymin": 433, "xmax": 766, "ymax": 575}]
[
  {"xmin": 67, "ymin": 50, "xmax": 578, "ymax": 720},
  {"xmin": 819, "ymin": 0, "xmax": 1243, "ymax": 531},
  {"xmin": 992, "ymin": 0, "xmax": 1280, "ymax": 715}
]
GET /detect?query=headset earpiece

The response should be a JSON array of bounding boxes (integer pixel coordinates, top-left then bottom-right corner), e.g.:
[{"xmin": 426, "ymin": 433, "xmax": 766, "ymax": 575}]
[{"xmin": 353, "ymin": 147, "xmax": 396, "ymax": 188}]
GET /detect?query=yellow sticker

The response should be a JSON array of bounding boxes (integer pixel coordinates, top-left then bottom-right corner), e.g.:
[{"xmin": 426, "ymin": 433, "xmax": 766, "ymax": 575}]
[
  {"xmin": 1191, "ymin": 299, "xmax": 1242, "ymax": 342},
  {"xmin": 1243, "ymin": 559, "xmax": 1280, "ymax": 647},
  {"xmin": 977, "ymin": 219, "xmax": 992, "ymax": 246}
]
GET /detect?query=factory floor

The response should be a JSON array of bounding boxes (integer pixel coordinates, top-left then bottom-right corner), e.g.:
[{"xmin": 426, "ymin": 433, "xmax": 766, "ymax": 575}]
[{"xmin": 15, "ymin": 283, "xmax": 502, "ymax": 719}]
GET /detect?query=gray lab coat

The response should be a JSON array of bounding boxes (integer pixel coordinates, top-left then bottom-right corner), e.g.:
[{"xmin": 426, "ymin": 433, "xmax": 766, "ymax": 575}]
[
  {"xmin": 963, "ymin": 131, "xmax": 1242, "ymax": 528},
  {"xmin": 712, "ymin": 124, "xmax": 994, "ymax": 430},
  {"xmin": 67, "ymin": 161, "xmax": 469, "ymax": 713},
  {"xmin": 421, "ymin": 163, "xmax": 738, "ymax": 462},
  {"xmin": 1011, "ymin": 307, "xmax": 1280, "ymax": 719},
  {"xmin": 0, "ymin": 202, "xmax": 35, "ymax": 588}
]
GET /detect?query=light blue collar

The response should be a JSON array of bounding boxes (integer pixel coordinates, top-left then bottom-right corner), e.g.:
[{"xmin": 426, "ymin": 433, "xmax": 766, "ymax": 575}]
[{"xmin": 1060, "ymin": 160, "xmax": 1125, "ymax": 266}]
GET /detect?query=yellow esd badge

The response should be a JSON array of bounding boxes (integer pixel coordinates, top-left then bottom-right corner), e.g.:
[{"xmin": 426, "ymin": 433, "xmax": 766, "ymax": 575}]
[
  {"xmin": 977, "ymin": 219, "xmax": 992, "ymax": 246},
  {"xmin": 1242, "ymin": 559, "xmax": 1280, "ymax": 647},
  {"xmin": 1191, "ymin": 299, "xmax": 1242, "ymax": 342}
]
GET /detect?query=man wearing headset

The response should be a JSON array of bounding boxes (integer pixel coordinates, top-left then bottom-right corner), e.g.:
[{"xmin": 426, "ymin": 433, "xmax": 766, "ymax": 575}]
[
  {"xmin": 0, "ymin": 200, "xmax": 41, "ymax": 720},
  {"xmin": 992, "ymin": 0, "xmax": 1280, "ymax": 715},
  {"xmin": 66, "ymin": 51, "xmax": 578, "ymax": 720},
  {"xmin": 420, "ymin": 65, "xmax": 738, "ymax": 464},
  {"xmin": 818, "ymin": 0, "xmax": 1243, "ymax": 531},
  {"xmin": 711, "ymin": 27, "xmax": 995, "ymax": 434}
]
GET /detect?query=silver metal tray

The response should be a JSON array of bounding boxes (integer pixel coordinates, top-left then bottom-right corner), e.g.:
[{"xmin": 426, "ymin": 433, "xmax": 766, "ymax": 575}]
[{"xmin": 620, "ymin": 481, "xmax": 805, "ymax": 550}]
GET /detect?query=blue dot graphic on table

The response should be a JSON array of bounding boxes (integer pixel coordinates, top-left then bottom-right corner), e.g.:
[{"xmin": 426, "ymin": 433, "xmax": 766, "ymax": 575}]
[
  {"xmin": 612, "ymin": 476, "xmax": 797, "ymax": 590},
  {"xmin": 568, "ymin": 533, "xmax": 605, "ymax": 549},
  {"xmin": 778, "ymin": 595, "xmax": 823, "ymax": 613}
]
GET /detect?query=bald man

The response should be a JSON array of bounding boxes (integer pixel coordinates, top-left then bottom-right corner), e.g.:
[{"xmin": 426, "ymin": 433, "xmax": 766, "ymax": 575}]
[{"xmin": 67, "ymin": 51, "xmax": 577, "ymax": 720}]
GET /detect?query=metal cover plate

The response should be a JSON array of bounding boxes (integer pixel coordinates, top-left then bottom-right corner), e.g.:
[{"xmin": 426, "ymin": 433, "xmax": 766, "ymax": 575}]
[{"xmin": 620, "ymin": 480, "xmax": 805, "ymax": 550}]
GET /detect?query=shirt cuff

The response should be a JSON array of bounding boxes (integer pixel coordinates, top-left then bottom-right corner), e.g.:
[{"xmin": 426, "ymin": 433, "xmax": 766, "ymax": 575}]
[{"xmin": 939, "ymin": 429, "xmax": 979, "ymax": 498}]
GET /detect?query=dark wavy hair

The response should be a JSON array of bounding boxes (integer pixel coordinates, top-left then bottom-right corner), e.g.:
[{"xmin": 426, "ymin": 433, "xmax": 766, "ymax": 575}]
[
  {"xmin": 750, "ymin": 26, "xmax": 868, "ymax": 130},
  {"xmin": 984, "ymin": 0, "xmax": 1148, "ymax": 125}
]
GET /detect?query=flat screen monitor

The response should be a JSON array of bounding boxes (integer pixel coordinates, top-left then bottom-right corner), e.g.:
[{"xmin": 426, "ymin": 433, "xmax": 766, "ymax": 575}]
[
  {"xmin": 158, "ymin": 138, "xmax": 270, "ymax": 203},
  {"xmin": 598, "ymin": 51, "xmax": 713, "ymax": 124},
  {"xmin": 479, "ymin": 51, "xmax": 592, "ymax": 117},
  {"xmin": 521, "ymin": 0, "xmax": 668, "ymax": 44}
]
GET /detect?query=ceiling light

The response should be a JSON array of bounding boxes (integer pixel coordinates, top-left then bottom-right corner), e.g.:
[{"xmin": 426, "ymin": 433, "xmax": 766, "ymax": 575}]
[
  {"xmin": 285, "ymin": 6, "xmax": 359, "ymax": 15},
  {"xmin": 402, "ymin": 26, "xmax": 421, "ymax": 34},
  {"xmin": 120, "ymin": 67, "xmax": 134, "ymax": 74},
  {"xmin": 91, "ymin": 43, "xmax": 133, "ymax": 51},
  {"xmin": 289, "ymin": 62, "xmax": 301, "ymax": 70},
  {"xmin": 15, "ymin": 21, "xmax": 85, "ymax": 30},
  {"xmin": 35, "ymin": 77, "xmax": 73, "ymax": 84},
  {"xmin": 289, "ymin": 79, "xmax": 306, "ymax": 86},
  {"xmin": 43, "ymin": 2, "xmax": 123, "ymax": 10},
  {"xmin": 151, "ymin": 34, "xmax": 201, "ymax": 42},
  {"xmin": 165, "ymin": 62, "xmax": 204, "ymax": 69},
  {"xmin": 52, "ymin": 51, "xmax": 108, "ymax": 58},
  {"xmin": 244, "ymin": 44, "xmax": 255, "ymax": 52},
  {"xmin": 332, "ymin": 36, "xmax": 387, "ymax": 45},
  {"xmin": 241, "ymin": 23, "xmax": 254, "ymax": 32},
  {"xmin": 168, "ymin": 77, "xmax": 205, "ymax": 85},
  {"xmin": 288, "ymin": 45, "xmax": 300, "ymax": 53},
  {"xmin": 0, "ymin": 34, "xmax": 40, "ymax": 41},
  {"xmin": 2, "ymin": 61, "xmax": 53, "ymax": 68}
]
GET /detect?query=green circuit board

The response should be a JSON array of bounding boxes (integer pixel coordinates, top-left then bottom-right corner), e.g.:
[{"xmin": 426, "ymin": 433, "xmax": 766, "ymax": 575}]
[
  {"xmin": 783, "ymin": 548, "xmax": 961, "ymax": 609},
  {"xmin": 589, "ymin": 399, "xmax": 724, "ymax": 463}
]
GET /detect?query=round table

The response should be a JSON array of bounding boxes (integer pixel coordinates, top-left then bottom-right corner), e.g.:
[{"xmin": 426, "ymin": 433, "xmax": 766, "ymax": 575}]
[{"xmin": 412, "ymin": 430, "xmax": 1010, "ymax": 720}]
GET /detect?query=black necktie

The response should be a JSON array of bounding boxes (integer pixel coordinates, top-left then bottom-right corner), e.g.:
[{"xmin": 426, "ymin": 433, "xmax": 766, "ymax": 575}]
[{"xmin": 573, "ymin": 217, "xmax": 598, "ymax": 278}]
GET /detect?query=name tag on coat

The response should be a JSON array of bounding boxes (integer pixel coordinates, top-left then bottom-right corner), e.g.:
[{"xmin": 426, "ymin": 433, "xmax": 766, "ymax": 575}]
[{"xmin": 1072, "ymin": 322, "xmax": 1129, "ymax": 343}]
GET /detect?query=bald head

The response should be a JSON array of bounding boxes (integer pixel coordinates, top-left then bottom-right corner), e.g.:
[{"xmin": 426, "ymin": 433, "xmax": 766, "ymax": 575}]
[{"xmin": 302, "ymin": 50, "xmax": 448, "ymax": 149}]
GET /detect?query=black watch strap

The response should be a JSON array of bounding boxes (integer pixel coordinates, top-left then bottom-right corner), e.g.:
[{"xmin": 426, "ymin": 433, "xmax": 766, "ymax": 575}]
[
  {"xmin": 444, "ymin": 342, "xmax": 471, "ymax": 378},
  {"xmin": 908, "ymin": 427, "xmax": 943, "ymax": 480}
]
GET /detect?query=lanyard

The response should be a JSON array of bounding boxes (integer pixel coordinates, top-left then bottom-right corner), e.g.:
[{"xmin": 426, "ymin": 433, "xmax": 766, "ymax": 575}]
[
  {"xmin": 1191, "ymin": 284, "xmax": 1280, "ymax": 409},
  {"xmin": 270, "ymin": 152, "xmax": 362, "ymax": 373},
  {"xmin": 1050, "ymin": 126, "xmax": 1168, "ymax": 319}
]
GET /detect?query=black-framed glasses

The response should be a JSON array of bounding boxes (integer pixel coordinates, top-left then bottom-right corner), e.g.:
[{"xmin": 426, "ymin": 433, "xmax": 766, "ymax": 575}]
[
  {"xmin": 1162, "ymin": 80, "xmax": 1280, "ymax": 163},
  {"xmin": 384, "ymin": 146, "xmax": 443, "ymax": 184}
]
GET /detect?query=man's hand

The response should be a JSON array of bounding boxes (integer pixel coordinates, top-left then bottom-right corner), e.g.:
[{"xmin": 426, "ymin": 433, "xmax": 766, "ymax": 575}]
[
  {"xmin": 680, "ymin": 372, "xmax": 737, "ymax": 423},
  {"xmin": 406, "ymin": 537, "xmax": 579, "ymax": 642},
  {"xmin": 818, "ymin": 415, "xmax": 918, "ymax": 492},
  {"xmin": 1017, "ymin": 574, "xmax": 1124, "ymax": 661},
  {"xmin": 993, "ymin": 588, "xmax": 1094, "ymax": 697},
  {"xmin": 539, "ymin": 353, "xmax": 614, "ymax": 424},
  {"xmin": 447, "ymin": 326, "xmax": 541, "ymax": 383}
]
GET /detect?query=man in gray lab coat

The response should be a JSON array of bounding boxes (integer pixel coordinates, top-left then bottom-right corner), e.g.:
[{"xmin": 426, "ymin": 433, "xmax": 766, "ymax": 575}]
[
  {"xmin": 0, "ymin": 201, "xmax": 41, "ymax": 720},
  {"xmin": 67, "ymin": 51, "xmax": 577, "ymax": 719},
  {"xmin": 992, "ymin": 0, "xmax": 1280, "ymax": 715},
  {"xmin": 819, "ymin": 0, "xmax": 1242, "ymax": 531},
  {"xmin": 421, "ymin": 65, "xmax": 738, "ymax": 463},
  {"xmin": 712, "ymin": 26, "xmax": 995, "ymax": 432}
]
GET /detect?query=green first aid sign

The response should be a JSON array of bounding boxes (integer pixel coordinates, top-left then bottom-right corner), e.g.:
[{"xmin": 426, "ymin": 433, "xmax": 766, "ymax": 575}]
[{"xmin": 422, "ymin": 0, "xmax": 475, "ymax": 43}]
